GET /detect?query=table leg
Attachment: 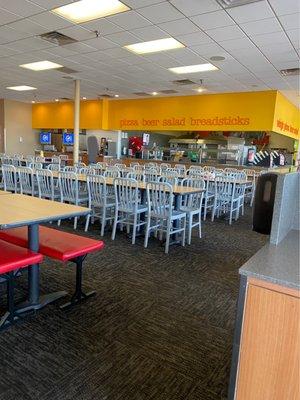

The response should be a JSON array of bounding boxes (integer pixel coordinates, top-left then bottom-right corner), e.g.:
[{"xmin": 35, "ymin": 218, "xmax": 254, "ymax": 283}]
[{"xmin": 16, "ymin": 223, "xmax": 67, "ymax": 314}]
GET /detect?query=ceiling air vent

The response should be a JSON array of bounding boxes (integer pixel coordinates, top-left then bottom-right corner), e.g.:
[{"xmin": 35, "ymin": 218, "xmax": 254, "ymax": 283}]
[
  {"xmin": 56, "ymin": 67, "xmax": 79, "ymax": 74},
  {"xmin": 59, "ymin": 97, "xmax": 72, "ymax": 101},
  {"xmin": 216, "ymin": 0, "xmax": 263, "ymax": 8},
  {"xmin": 172, "ymin": 79, "xmax": 196, "ymax": 85},
  {"xmin": 161, "ymin": 89, "xmax": 178, "ymax": 94},
  {"xmin": 98, "ymin": 94, "xmax": 113, "ymax": 98},
  {"xmin": 39, "ymin": 31, "xmax": 77, "ymax": 46},
  {"xmin": 280, "ymin": 68, "xmax": 300, "ymax": 76},
  {"xmin": 133, "ymin": 92, "xmax": 151, "ymax": 96}
]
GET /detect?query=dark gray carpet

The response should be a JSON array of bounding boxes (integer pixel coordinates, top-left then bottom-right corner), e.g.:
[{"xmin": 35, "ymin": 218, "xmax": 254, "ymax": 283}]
[{"xmin": 0, "ymin": 208, "xmax": 267, "ymax": 400}]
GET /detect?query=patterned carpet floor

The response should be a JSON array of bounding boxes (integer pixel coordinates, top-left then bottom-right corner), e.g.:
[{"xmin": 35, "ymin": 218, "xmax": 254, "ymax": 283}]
[{"xmin": 0, "ymin": 208, "xmax": 267, "ymax": 400}]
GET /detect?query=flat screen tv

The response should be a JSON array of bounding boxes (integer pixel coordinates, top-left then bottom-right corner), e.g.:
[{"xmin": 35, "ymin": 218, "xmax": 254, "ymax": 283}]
[
  {"xmin": 40, "ymin": 131, "xmax": 51, "ymax": 145},
  {"xmin": 63, "ymin": 132, "xmax": 74, "ymax": 145}
]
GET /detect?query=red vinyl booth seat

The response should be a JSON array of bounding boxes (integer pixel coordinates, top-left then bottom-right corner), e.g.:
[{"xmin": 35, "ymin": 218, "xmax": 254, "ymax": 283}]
[
  {"xmin": 0, "ymin": 239, "xmax": 43, "ymax": 274},
  {"xmin": 0, "ymin": 226, "xmax": 104, "ymax": 262}
]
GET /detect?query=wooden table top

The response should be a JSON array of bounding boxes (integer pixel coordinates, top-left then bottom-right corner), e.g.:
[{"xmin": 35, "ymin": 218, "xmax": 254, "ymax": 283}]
[
  {"xmin": 0, "ymin": 194, "xmax": 90, "ymax": 229},
  {"xmin": 51, "ymin": 172, "xmax": 204, "ymax": 195},
  {"xmin": 0, "ymin": 190, "xmax": 11, "ymax": 195}
]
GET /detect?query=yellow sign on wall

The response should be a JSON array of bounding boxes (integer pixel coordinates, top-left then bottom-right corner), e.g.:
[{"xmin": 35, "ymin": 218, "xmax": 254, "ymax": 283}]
[
  {"xmin": 32, "ymin": 90, "xmax": 299, "ymax": 139},
  {"xmin": 107, "ymin": 91, "xmax": 276, "ymax": 132}
]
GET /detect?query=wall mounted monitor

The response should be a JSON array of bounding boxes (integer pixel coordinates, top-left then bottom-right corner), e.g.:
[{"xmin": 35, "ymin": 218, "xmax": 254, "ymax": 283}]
[
  {"xmin": 63, "ymin": 132, "xmax": 74, "ymax": 145},
  {"xmin": 40, "ymin": 131, "xmax": 51, "ymax": 144}
]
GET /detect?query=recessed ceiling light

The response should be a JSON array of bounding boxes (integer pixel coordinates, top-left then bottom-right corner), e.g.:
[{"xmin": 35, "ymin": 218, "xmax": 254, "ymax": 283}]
[
  {"xmin": 124, "ymin": 38, "xmax": 185, "ymax": 54},
  {"xmin": 210, "ymin": 56, "xmax": 225, "ymax": 61},
  {"xmin": 114, "ymin": 94, "xmax": 119, "ymax": 98},
  {"xmin": 20, "ymin": 60, "xmax": 63, "ymax": 71},
  {"xmin": 31, "ymin": 100, "xmax": 36, "ymax": 103},
  {"xmin": 55, "ymin": 98, "xmax": 59, "ymax": 102},
  {"xmin": 151, "ymin": 92, "xmax": 158, "ymax": 96},
  {"xmin": 169, "ymin": 63, "xmax": 218, "ymax": 74},
  {"xmin": 6, "ymin": 85, "xmax": 37, "ymax": 91},
  {"xmin": 52, "ymin": 0, "xmax": 130, "ymax": 23},
  {"xmin": 82, "ymin": 96, "xmax": 87, "ymax": 100}
]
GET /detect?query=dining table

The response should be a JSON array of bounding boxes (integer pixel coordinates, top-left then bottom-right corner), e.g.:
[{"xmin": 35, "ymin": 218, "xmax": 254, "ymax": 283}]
[{"xmin": 0, "ymin": 193, "xmax": 91, "ymax": 313}]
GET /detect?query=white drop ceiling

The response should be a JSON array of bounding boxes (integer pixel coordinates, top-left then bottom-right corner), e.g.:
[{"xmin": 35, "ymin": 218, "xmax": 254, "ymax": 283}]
[{"xmin": 0, "ymin": 0, "xmax": 299, "ymax": 106}]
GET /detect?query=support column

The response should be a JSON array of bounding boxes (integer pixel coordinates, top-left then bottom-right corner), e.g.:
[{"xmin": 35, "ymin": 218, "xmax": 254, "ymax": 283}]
[{"xmin": 73, "ymin": 79, "xmax": 80, "ymax": 165}]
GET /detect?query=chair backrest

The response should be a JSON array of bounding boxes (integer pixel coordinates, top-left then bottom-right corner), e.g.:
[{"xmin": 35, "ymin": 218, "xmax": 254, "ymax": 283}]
[
  {"xmin": 63, "ymin": 166, "xmax": 77, "ymax": 172},
  {"xmin": 28, "ymin": 162, "xmax": 43, "ymax": 170},
  {"xmin": 224, "ymin": 167, "xmax": 238, "ymax": 173},
  {"xmin": 2, "ymin": 164, "xmax": 17, "ymax": 192},
  {"xmin": 58, "ymin": 171, "xmax": 79, "ymax": 202},
  {"xmin": 35, "ymin": 156, "xmax": 45, "ymax": 162},
  {"xmin": 103, "ymin": 167, "xmax": 120, "ymax": 178},
  {"xmin": 146, "ymin": 181, "xmax": 173, "ymax": 219},
  {"xmin": 86, "ymin": 175, "xmax": 107, "ymax": 207},
  {"xmin": 160, "ymin": 163, "xmax": 171, "ymax": 173},
  {"xmin": 79, "ymin": 167, "xmax": 95, "ymax": 175},
  {"xmin": 114, "ymin": 178, "xmax": 139, "ymax": 212},
  {"xmin": 96, "ymin": 162, "xmax": 108, "ymax": 169},
  {"xmin": 215, "ymin": 176, "xmax": 234, "ymax": 198},
  {"xmin": 187, "ymin": 167, "xmax": 204, "ymax": 177},
  {"xmin": 203, "ymin": 166, "xmax": 216, "ymax": 173},
  {"xmin": 159, "ymin": 175, "xmax": 178, "ymax": 186},
  {"xmin": 144, "ymin": 168, "xmax": 160, "ymax": 183},
  {"xmin": 47, "ymin": 163, "xmax": 61, "ymax": 171},
  {"xmin": 127, "ymin": 171, "xmax": 145, "ymax": 181},
  {"xmin": 74, "ymin": 162, "xmax": 86, "ymax": 168},
  {"xmin": 181, "ymin": 177, "xmax": 205, "ymax": 209},
  {"xmin": 17, "ymin": 166, "xmax": 34, "ymax": 196},
  {"xmin": 133, "ymin": 164, "xmax": 144, "ymax": 171},
  {"xmin": 174, "ymin": 164, "xmax": 186, "ymax": 174},
  {"xmin": 36, "ymin": 169, "xmax": 55, "ymax": 200},
  {"xmin": 130, "ymin": 162, "xmax": 140, "ymax": 168},
  {"xmin": 120, "ymin": 167, "xmax": 134, "ymax": 177},
  {"xmin": 114, "ymin": 163, "xmax": 126, "ymax": 169}
]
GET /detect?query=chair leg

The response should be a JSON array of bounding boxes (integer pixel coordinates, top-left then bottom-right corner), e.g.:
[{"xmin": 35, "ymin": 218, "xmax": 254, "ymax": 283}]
[
  {"xmin": 60, "ymin": 257, "xmax": 95, "ymax": 310},
  {"xmin": 111, "ymin": 209, "xmax": 118, "ymax": 240},
  {"xmin": 204, "ymin": 197, "xmax": 208, "ymax": 220},
  {"xmin": 198, "ymin": 212, "xmax": 202, "ymax": 239},
  {"xmin": 144, "ymin": 215, "xmax": 151, "ymax": 248},
  {"xmin": 74, "ymin": 216, "xmax": 78, "ymax": 230},
  {"xmin": 100, "ymin": 207, "xmax": 107, "ymax": 237},
  {"xmin": 181, "ymin": 216, "xmax": 186, "ymax": 247},
  {"xmin": 84, "ymin": 214, "xmax": 90, "ymax": 232},
  {"xmin": 187, "ymin": 213, "xmax": 192, "ymax": 245},
  {"xmin": 165, "ymin": 221, "xmax": 171, "ymax": 254},
  {"xmin": 132, "ymin": 213, "xmax": 138, "ymax": 245}
]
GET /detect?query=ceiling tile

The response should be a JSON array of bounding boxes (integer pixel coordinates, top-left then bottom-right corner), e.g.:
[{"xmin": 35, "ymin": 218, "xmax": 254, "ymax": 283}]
[
  {"xmin": 286, "ymin": 29, "xmax": 300, "ymax": 48},
  {"xmin": 131, "ymin": 25, "xmax": 167, "ymax": 41},
  {"xmin": 29, "ymin": 11, "xmax": 73, "ymax": 30},
  {"xmin": 81, "ymin": 18, "xmax": 124, "ymax": 35},
  {"xmin": 177, "ymin": 31, "xmax": 213, "ymax": 46},
  {"xmin": 58, "ymin": 26, "xmax": 94, "ymax": 41},
  {"xmin": 0, "ymin": 26, "xmax": 27, "ymax": 44},
  {"xmin": 191, "ymin": 10, "xmax": 235, "ymax": 30},
  {"xmin": 0, "ymin": 0, "xmax": 45, "ymax": 17},
  {"xmin": 279, "ymin": 13, "xmax": 300, "ymax": 31},
  {"xmin": 106, "ymin": 31, "xmax": 140, "ymax": 46},
  {"xmin": 240, "ymin": 18, "xmax": 283, "ymax": 37},
  {"xmin": 119, "ymin": 0, "xmax": 166, "ymax": 9},
  {"xmin": 206, "ymin": 25, "xmax": 245, "ymax": 41},
  {"xmin": 268, "ymin": 0, "xmax": 300, "ymax": 16},
  {"xmin": 251, "ymin": 31, "xmax": 290, "ymax": 46},
  {"xmin": 82, "ymin": 37, "xmax": 117, "ymax": 51},
  {"xmin": 227, "ymin": 1, "xmax": 275, "ymax": 23},
  {"xmin": 137, "ymin": 2, "xmax": 183, "ymax": 23},
  {"xmin": 0, "ymin": 7, "xmax": 22, "ymax": 24},
  {"xmin": 170, "ymin": 0, "xmax": 221, "ymax": 17},
  {"xmin": 218, "ymin": 37, "xmax": 255, "ymax": 50},
  {"xmin": 29, "ymin": 0, "xmax": 72, "ymax": 9},
  {"xmin": 6, "ymin": 19, "xmax": 47, "ymax": 35},
  {"xmin": 107, "ymin": 10, "xmax": 151, "ymax": 29},
  {"xmin": 158, "ymin": 18, "xmax": 199, "ymax": 36}
]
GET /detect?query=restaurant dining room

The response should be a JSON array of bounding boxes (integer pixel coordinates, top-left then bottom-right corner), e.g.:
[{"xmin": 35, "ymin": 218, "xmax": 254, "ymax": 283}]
[{"xmin": 0, "ymin": 0, "xmax": 299, "ymax": 399}]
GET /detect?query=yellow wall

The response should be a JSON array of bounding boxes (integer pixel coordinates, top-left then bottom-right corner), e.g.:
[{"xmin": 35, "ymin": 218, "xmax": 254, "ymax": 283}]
[
  {"xmin": 32, "ymin": 91, "xmax": 299, "ymax": 140},
  {"xmin": 107, "ymin": 91, "xmax": 276, "ymax": 132},
  {"xmin": 32, "ymin": 100, "xmax": 103, "ymax": 129},
  {"xmin": 272, "ymin": 92, "xmax": 300, "ymax": 139}
]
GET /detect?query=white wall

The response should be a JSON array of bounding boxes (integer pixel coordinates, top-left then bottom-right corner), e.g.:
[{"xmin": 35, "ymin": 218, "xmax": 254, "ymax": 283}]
[{"xmin": 4, "ymin": 100, "xmax": 39, "ymax": 155}]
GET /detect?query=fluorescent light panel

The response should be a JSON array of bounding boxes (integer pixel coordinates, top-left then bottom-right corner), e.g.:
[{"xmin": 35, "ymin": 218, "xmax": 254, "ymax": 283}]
[
  {"xmin": 169, "ymin": 63, "xmax": 218, "ymax": 74},
  {"xmin": 125, "ymin": 38, "xmax": 184, "ymax": 54},
  {"xmin": 20, "ymin": 61, "xmax": 63, "ymax": 71},
  {"xmin": 52, "ymin": 0, "xmax": 130, "ymax": 23},
  {"xmin": 6, "ymin": 86, "xmax": 37, "ymax": 91}
]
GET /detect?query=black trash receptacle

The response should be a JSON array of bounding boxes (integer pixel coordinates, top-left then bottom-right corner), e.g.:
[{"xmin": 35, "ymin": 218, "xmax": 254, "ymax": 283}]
[{"xmin": 253, "ymin": 173, "xmax": 278, "ymax": 234}]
